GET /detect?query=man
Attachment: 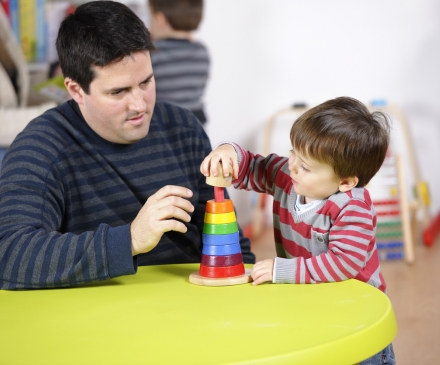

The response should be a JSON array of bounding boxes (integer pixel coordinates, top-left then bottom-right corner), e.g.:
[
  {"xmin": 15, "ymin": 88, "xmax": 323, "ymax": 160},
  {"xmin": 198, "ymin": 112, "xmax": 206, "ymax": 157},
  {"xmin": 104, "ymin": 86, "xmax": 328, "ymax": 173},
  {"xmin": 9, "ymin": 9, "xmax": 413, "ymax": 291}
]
[{"xmin": 0, "ymin": 1, "xmax": 254, "ymax": 290}]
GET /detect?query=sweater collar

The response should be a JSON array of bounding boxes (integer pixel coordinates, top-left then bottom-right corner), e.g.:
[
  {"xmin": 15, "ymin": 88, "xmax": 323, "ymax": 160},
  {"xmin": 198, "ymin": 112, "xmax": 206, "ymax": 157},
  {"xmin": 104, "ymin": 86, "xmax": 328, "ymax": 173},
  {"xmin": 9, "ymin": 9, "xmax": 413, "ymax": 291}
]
[{"xmin": 60, "ymin": 100, "xmax": 150, "ymax": 154}]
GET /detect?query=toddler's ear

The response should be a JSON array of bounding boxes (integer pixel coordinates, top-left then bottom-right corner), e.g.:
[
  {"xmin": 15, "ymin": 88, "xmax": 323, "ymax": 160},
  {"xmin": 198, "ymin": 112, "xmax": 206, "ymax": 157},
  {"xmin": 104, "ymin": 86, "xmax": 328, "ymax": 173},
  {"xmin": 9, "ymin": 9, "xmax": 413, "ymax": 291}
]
[{"xmin": 338, "ymin": 176, "xmax": 359, "ymax": 192}]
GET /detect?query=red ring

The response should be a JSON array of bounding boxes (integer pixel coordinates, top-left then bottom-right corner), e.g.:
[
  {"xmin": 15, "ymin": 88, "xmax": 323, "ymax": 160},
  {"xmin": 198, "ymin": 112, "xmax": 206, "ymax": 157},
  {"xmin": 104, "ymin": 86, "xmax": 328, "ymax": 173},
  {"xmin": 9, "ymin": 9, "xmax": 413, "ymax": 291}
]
[{"xmin": 199, "ymin": 263, "xmax": 245, "ymax": 278}]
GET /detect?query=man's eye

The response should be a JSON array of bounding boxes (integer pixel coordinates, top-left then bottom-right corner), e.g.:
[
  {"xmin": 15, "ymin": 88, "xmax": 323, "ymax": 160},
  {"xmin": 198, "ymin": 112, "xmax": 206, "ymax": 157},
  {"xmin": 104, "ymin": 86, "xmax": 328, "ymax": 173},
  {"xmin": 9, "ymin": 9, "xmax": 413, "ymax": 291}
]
[
  {"xmin": 141, "ymin": 78, "xmax": 153, "ymax": 86},
  {"xmin": 112, "ymin": 90, "xmax": 123, "ymax": 96}
]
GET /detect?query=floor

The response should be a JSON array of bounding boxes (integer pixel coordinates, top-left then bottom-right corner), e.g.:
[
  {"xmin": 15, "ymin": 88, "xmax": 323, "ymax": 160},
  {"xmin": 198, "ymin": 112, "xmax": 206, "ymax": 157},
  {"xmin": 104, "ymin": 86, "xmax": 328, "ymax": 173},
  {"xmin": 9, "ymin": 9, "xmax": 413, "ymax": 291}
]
[{"xmin": 250, "ymin": 226, "xmax": 440, "ymax": 365}]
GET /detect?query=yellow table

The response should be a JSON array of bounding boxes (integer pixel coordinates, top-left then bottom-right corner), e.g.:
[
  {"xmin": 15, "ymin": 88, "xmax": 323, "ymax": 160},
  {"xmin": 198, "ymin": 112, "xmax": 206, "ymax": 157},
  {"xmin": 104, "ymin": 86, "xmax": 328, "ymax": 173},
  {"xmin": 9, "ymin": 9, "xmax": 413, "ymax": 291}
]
[{"xmin": 0, "ymin": 264, "xmax": 396, "ymax": 365}]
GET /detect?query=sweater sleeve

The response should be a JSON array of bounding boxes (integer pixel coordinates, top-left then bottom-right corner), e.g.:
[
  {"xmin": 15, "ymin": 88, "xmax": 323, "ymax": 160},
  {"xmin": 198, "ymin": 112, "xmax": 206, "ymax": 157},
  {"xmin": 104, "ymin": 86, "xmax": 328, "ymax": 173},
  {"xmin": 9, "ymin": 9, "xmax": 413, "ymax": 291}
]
[
  {"xmin": 274, "ymin": 199, "xmax": 375, "ymax": 284},
  {"xmin": 0, "ymin": 134, "xmax": 136, "ymax": 290},
  {"xmin": 231, "ymin": 143, "xmax": 288, "ymax": 196}
]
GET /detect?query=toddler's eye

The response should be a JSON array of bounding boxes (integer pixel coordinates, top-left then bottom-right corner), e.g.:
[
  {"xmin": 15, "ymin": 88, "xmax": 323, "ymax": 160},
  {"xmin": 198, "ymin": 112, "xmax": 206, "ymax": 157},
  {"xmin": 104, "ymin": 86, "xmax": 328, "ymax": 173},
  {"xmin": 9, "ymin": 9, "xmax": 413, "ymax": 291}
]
[{"xmin": 301, "ymin": 165, "xmax": 309, "ymax": 172}]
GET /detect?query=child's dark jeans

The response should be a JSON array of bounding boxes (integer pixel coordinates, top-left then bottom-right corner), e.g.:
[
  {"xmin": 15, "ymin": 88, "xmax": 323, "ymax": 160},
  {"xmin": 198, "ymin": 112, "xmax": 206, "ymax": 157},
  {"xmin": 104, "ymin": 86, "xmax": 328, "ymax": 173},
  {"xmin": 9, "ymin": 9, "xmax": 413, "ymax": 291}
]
[{"xmin": 359, "ymin": 343, "xmax": 395, "ymax": 365}]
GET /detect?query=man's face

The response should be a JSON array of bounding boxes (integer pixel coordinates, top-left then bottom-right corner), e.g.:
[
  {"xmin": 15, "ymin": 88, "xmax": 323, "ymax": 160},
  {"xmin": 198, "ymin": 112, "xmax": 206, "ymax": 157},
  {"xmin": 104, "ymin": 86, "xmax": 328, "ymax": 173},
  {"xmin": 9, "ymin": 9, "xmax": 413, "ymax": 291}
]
[{"xmin": 78, "ymin": 51, "xmax": 156, "ymax": 144}]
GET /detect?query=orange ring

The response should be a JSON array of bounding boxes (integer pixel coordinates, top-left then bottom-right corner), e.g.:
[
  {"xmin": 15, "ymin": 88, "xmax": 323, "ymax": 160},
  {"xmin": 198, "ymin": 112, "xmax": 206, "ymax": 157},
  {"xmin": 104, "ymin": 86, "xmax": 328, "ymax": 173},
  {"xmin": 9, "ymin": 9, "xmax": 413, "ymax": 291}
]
[{"xmin": 205, "ymin": 199, "xmax": 234, "ymax": 213}]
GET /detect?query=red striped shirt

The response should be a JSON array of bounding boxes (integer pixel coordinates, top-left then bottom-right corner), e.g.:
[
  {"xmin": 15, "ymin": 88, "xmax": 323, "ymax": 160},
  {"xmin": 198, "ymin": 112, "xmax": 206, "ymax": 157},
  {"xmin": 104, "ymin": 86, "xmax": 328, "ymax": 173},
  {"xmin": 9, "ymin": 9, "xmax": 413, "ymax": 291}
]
[{"xmin": 233, "ymin": 145, "xmax": 386, "ymax": 292}]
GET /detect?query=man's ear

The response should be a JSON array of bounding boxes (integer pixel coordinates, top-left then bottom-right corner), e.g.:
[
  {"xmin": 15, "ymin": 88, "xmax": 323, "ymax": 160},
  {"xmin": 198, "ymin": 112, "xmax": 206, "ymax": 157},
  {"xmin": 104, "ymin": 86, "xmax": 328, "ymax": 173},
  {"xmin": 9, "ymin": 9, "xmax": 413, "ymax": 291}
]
[
  {"xmin": 64, "ymin": 77, "xmax": 85, "ymax": 105},
  {"xmin": 338, "ymin": 176, "xmax": 359, "ymax": 193}
]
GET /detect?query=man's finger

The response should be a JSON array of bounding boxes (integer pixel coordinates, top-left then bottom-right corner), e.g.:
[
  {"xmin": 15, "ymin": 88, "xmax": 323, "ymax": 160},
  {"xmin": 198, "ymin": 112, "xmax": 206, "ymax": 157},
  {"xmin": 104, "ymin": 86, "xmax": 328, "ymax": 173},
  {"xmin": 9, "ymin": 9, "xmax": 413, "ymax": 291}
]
[
  {"xmin": 159, "ymin": 205, "xmax": 192, "ymax": 222},
  {"xmin": 151, "ymin": 195, "xmax": 194, "ymax": 215},
  {"xmin": 153, "ymin": 185, "xmax": 193, "ymax": 201}
]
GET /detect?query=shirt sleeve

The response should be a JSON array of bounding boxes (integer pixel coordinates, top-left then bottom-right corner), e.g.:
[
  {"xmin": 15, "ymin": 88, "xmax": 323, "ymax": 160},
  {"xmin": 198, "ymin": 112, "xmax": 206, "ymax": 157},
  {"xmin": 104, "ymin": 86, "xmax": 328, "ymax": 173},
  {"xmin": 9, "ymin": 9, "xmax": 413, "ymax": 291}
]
[
  {"xmin": 0, "ymin": 142, "xmax": 136, "ymax": 290},
  {"xmin": 229, "ymin": 143, "xmax": 288, "ymax": 196}
]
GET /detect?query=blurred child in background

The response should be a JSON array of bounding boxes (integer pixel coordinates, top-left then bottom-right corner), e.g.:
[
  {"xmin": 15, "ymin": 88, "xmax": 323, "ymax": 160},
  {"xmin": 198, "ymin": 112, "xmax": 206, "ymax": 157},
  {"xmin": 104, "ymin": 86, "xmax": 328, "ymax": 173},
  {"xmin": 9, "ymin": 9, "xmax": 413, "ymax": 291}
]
[{"xmin": 149, "ymin": 0, "xmax": 209, "ymax": 125}]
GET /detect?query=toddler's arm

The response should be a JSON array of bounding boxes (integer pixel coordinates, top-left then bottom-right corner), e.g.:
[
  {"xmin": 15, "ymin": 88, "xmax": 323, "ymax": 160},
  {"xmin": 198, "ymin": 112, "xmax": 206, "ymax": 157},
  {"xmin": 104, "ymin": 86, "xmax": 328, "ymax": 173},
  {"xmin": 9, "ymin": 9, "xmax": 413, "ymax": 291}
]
[{"xmin": 200, "ymin": 144, "xmax": 239, "ymax": 179}]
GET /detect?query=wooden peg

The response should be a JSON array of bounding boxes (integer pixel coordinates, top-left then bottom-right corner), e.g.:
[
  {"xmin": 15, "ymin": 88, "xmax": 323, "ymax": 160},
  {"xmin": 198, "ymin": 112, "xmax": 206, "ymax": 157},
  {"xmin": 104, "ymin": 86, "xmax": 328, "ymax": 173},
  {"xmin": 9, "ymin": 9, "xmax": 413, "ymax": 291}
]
[
  {"xmin": 214, "ymin": 187, "xmax": 224, "ymax": 202},
  {"xmin": 206, "ymin": 163, "xmax": 232, "ymax": 187}
]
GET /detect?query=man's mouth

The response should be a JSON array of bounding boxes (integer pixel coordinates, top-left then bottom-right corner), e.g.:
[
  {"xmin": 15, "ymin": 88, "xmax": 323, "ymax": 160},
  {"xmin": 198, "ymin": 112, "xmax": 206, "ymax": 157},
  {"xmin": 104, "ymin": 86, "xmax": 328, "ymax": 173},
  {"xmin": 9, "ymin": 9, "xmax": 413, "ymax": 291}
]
[{"xmin": 127, "ymin": 113, "xmax": 145, "ymax": 126}]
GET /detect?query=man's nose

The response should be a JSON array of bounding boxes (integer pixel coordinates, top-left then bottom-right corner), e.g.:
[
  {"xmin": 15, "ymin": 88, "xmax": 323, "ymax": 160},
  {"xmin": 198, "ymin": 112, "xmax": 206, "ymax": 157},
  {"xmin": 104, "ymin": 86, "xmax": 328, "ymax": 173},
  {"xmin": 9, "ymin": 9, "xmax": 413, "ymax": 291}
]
[{"xmin": 129, "ymin": 89, "xmax": 146, "ymax": 111}]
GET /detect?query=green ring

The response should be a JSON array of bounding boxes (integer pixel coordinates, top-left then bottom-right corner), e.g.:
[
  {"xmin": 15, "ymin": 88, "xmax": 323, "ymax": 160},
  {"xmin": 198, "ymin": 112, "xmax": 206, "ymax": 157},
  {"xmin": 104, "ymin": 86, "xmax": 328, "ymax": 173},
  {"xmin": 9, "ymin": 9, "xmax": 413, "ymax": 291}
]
[{"xmin": 203, "ymin": 222, "xmax": 238, "ymax": 235}]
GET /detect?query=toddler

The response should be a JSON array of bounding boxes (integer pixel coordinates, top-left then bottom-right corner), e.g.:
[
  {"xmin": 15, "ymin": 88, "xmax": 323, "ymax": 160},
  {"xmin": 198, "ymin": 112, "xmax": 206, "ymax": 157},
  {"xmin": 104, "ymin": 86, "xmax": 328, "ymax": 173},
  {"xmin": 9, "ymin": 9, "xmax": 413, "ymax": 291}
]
[{"xmin": 201, "ymin": 96, "xmax": 395, "ymax": 365}]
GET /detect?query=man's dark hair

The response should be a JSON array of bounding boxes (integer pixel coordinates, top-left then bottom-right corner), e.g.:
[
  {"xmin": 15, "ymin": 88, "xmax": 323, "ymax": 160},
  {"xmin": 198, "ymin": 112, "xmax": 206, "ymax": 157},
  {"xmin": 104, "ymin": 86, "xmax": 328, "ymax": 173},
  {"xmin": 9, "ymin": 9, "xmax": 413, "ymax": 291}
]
[
  {"xmin": 290, "ymin": 96, "xmax": 390, "ymax": 187},
  {"xmin": 149, "ymin": 0, "xmax": 203, "ymax": 31},
  {"xmin": 56, "ymin": 0, "xmax": 155, "ymax": 94}
]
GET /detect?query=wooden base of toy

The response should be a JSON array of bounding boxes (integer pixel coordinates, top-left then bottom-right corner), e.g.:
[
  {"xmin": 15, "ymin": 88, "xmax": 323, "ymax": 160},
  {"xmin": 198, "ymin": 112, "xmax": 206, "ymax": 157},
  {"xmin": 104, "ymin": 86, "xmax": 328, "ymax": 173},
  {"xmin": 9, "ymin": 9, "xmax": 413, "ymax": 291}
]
[{"xmin": 189, "ymin": 268, "xmax": 253, "ymax": 286}]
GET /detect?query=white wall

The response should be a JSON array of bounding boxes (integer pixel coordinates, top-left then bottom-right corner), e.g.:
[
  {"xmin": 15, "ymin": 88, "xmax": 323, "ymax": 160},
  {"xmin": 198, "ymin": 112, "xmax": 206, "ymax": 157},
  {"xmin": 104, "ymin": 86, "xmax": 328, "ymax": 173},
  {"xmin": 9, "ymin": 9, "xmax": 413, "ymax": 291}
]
[{"xmin": 195, "ymin": 0, "xmax": 440, "ymax": 226}]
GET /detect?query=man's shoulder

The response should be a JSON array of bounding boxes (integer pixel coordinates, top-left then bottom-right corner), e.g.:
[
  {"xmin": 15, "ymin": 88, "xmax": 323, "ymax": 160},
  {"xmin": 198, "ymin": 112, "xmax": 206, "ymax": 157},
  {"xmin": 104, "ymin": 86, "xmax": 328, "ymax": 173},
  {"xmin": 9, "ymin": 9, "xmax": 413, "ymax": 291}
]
[
  {"xmin": 151, "ymin": 101, "xmax": 210, "ymax": 151},
  {"xmin": 153, "ymin": 101, "xmax": 200, "ymax": 127},
  {"xmin": 19, "ymin": 102, "xmax": 70, "ymax": 133},
  {"xmin": 11, "ymin": 102, "xmax": 77, "ymax": 150}
]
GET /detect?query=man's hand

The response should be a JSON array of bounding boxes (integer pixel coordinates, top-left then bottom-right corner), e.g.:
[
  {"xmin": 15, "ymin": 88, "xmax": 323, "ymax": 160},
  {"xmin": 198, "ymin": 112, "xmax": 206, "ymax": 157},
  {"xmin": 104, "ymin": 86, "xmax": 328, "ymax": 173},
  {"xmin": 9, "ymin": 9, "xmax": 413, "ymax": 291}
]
[
  {"xmin": 251, "ymin": 259, "xmax": 274, "ymax": 285},
  {"xmin": 130, "ymin": 185, "xmax": 194, "ymax": 256},
  {"xmin": 200, "ymin": 144, "xmax": 239, "ymax": 179}
]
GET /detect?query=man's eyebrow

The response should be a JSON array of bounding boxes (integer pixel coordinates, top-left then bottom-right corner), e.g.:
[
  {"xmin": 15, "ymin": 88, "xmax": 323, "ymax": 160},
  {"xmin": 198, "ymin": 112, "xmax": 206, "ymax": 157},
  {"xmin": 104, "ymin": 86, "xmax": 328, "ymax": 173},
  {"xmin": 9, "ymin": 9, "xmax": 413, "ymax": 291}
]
[
  {"xmin": 143, "ymin": 73, "xmax": 154, "ymax": 83},
  {"xmin": 105, "ymin": 73, "xmax": 154, "ymax": 94},
  {"xmin": 106, "ymin": 85, "xmax": 129, "ymax": 94}
]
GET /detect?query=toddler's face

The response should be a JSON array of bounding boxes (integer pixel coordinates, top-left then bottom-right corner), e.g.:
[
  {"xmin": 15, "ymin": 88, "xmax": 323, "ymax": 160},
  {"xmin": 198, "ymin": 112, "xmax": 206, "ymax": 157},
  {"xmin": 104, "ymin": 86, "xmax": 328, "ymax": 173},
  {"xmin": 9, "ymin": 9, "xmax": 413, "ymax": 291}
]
[{"xmin": 288, "ymin": 149, "xmax": 341, "ymax": 202}]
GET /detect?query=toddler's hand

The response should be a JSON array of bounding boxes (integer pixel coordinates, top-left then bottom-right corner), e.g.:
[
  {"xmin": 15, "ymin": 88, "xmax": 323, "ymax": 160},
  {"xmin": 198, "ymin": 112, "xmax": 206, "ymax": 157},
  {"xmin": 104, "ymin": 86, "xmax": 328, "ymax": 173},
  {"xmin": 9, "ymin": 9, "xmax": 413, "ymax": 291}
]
[
  {"xmin": 200, "ymin": 144, "xmax": 239, "ymax": 179},
  {"xmin": 251, "ymin": 259, "xmax": 274, "ymax": 285}
]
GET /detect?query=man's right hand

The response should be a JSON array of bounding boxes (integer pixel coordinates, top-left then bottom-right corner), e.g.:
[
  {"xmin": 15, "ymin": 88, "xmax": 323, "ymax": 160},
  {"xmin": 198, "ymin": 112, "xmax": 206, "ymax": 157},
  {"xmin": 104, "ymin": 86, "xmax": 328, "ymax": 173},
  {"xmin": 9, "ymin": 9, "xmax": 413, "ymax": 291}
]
[{"xmin": 130, "ymin": 185, "xmax": 194, "ymax": 256}]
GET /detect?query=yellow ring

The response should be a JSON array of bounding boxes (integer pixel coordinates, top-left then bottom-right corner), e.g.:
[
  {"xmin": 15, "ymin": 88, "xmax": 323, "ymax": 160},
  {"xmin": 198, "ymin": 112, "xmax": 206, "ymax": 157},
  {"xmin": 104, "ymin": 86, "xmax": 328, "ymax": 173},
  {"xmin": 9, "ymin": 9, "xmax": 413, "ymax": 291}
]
[{"xmin": 204, "ymin": 211, "xmax": 236, "ymax": 224}]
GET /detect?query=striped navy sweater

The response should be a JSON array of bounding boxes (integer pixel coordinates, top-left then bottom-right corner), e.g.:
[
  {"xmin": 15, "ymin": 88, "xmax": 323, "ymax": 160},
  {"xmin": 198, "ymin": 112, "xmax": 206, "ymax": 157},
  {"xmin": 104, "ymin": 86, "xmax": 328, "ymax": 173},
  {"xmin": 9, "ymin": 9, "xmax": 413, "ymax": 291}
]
[
  {"xmin": 233, "ymin": 144, "xmax": 386, "ymax": 292},
  {"xmin": 0, "ymin": 101, "xmax": 253, "ymax": 289}
]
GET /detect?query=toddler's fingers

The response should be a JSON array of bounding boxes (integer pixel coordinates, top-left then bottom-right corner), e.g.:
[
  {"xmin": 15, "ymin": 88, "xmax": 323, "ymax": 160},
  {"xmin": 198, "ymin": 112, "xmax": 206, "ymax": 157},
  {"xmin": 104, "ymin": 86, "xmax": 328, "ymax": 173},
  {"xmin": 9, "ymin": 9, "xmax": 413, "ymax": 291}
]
[
  {"xmin": 200, "ymin": 158, "xmax": 210, "ymax": 176},
  {"xmin": 252, "ymin": 271, "xmax": 271, "ymax": 285}
]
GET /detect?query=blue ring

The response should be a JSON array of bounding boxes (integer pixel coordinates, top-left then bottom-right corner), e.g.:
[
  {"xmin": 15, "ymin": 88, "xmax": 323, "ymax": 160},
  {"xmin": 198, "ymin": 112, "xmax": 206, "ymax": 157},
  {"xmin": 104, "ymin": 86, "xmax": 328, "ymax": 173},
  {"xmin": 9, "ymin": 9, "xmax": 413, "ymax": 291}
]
[
  {"xmin": 202, "ymin": 242, "xmax": 241, "ymax": 256},
  {"xmin": 202, "ymin": 232, "xmax": 239, "ymax": 246}
]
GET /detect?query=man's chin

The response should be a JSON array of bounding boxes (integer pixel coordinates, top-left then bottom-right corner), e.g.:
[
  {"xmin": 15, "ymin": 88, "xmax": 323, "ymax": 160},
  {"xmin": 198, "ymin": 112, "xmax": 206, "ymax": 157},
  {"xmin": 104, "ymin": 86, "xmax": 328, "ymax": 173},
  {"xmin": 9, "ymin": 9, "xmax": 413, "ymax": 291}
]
[{"xmin": 127, "ymin": 125, "xmax": 150, "ymax": 144}]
